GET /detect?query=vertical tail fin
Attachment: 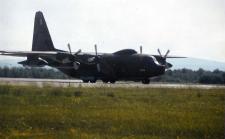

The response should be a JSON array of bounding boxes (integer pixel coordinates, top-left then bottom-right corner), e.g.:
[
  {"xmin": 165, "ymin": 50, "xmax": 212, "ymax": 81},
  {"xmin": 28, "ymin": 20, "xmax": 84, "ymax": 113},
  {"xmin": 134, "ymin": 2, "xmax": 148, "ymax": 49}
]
[{"xmin": 32, "ymin": 11, "xmax": 55, "ymax": 51}]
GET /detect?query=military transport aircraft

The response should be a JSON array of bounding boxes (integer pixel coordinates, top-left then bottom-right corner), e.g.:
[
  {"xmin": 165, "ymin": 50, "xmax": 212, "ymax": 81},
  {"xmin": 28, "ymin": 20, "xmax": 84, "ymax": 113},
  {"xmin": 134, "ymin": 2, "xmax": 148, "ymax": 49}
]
[{"xmin": 0, "ymin": 11, "xmax": 185, "ymax": 84}]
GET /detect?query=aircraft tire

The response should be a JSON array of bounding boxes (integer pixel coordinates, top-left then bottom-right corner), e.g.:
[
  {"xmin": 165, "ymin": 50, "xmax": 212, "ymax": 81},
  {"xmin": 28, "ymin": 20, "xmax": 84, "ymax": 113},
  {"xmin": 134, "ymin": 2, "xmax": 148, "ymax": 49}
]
[
  {"xmin": 142, "ymin": 79, "xmax": 150, "ymax": 84},
  {"xmin": 90, "ymin": 79, "xmax": 96, "ymax": 83},
  {"xmin": 83, "ymin": 80, "xmax": 89, "ymax": 83},
  {"xmin": 102, "ymin": 79, "xmax": 108, "ymax": 83},
  {"xmin": 109, "ymin": 80, "xmax": 116, "ymax": 84}
]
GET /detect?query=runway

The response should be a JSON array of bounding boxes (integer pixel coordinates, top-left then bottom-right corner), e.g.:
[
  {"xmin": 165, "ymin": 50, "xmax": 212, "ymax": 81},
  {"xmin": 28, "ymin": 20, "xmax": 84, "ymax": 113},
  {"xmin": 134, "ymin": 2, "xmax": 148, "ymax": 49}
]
[{"xmin": 0, "ymin": 77, "xmax": 224, "ymax": 89}]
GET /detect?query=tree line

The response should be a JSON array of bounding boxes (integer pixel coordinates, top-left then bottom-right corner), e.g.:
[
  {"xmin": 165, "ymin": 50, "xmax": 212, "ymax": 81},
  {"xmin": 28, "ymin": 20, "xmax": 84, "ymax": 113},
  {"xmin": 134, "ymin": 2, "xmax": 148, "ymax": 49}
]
[
  {"xmin": 152, "ymin": 68, "xmax": 225, "ymax": 84},
  {"xmin": 0, "ymin": 67, "xmax": 224, "ymax": 84},
  {"xmin": 0, "ymin": 67, "xmax": 68, "ymax": 79}
]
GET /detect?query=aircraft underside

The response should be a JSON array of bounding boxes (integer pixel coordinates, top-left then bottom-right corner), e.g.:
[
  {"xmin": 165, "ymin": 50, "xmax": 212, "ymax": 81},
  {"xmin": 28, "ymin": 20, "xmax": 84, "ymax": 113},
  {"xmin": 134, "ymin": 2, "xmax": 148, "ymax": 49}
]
[{"xmin": 56, "ymin": 66, "xmax": 153, "ymax": 84}]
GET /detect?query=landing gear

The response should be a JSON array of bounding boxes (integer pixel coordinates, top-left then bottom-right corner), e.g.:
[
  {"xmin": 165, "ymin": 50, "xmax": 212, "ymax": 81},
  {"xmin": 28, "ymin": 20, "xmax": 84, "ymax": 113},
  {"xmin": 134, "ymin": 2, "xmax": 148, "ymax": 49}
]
[
  {"xmin": 109, "ymin": 80, "xmax": 116, "ymax": 84},
  {"xmin": 102, "ymin": 79, "xmax": 116, "ymax": 84},
  {"xmin": 82, "ymin": 79, "xmax": 96, "ymax": 83},
  {"xmin": 82, "ymin": 77, "xmax": 97, "ymax": 83},
  {"xmin": 102, "ymin": 80, "xmax": 108, "ymax": 83},
  {"xmin": 90, "ymin": 79, "xmax": 96, "ymax": 83},
  {"xmin": 82, "ymin": 79, "xmax": 89, "ymax": 83},
  {"xmin": 142, "ymin": 78, "xmax": 150, "ymax": 84}
]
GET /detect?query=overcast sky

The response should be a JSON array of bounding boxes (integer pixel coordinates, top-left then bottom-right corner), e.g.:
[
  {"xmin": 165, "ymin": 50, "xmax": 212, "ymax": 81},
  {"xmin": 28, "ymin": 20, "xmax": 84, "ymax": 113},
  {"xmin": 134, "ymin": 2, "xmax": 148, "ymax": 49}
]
[{"xmin": 1, "ymin": 0, "xmax": 225, "ymax": 62}]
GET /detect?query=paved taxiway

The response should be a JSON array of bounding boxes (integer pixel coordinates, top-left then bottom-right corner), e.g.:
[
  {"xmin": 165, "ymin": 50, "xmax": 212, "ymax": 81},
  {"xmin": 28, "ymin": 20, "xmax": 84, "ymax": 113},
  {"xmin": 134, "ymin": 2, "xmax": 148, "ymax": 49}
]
[{"xmin": 0, "ymin": 78, "xmax": 224, "ymax": 89}]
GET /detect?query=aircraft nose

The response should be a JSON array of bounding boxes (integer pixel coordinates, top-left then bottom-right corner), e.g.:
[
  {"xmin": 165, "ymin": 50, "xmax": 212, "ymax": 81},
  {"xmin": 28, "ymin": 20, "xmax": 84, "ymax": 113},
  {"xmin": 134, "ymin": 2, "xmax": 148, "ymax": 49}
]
[
  {"xmin": 150, "ymin": 64, "xmax": 165, "ymax": 76},
  {"xmin": 158, "ymin": 65, "xmax": 166, "ymax": 74},
  {"xmin": 166, "ymin": 62, "xmax": 173, "ymax": 69}
]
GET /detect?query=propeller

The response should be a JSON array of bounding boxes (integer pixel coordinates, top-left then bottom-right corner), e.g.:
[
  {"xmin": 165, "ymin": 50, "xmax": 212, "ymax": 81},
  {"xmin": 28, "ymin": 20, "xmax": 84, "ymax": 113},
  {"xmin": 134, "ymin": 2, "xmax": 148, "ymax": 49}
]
[
  {"xmin": 74, "ymin": 49, "xmax": 81, "ymax": 55},
  {"xmin": 157, "ymin": 49, "xmax": 172, "ymax": 69},
  {"xmin": 93, "ymin": 44, "xmax": 113, "ymax": 75},
  {"xmin": 157, "ymin": 49, "xmax": 162, "ymax": 57},
  {"xmin": 66, "ymin": 43, "xmax": 82, "ymax": 70},
  {"xmin": 157, "ymin": 49, "xmax": 170, "ymax": 59},
  {"xmin": 94, "ymin": 44, "xmax": 98, "ymax": 56},
  {"xmin": 164, "ymin": 50, "xmax": 170, "ymax": 59},
  {"xmin": 67, "ymin": 43, "xmax": 81, "ymax": 55}
]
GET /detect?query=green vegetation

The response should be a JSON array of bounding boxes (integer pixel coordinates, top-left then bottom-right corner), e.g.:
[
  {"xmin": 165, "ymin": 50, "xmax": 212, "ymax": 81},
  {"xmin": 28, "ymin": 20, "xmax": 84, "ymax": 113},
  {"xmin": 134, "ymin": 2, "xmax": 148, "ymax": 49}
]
[
  {"xmin": 0, "ymin": 85, "xmax": 224, "ymax": 139},
  {"xmin": 153, "ymin": 68, "xmax": 225, "ymax": 84},
  {"xmin": 0, "ymin": 67, "xmax": 68, "ymax": 79}
]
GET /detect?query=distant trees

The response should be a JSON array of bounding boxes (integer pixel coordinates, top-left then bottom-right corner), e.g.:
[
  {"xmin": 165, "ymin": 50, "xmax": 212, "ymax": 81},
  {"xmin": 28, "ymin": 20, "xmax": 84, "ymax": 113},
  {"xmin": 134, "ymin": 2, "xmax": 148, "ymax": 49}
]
[
  {"xmin": 198, "ymin": 69, "xmax": 225, "ymax": 84},
  {"xmin": 152, "ymin": 68, "xmax": 225, "ymax": 84},
  {"xmin": 0, "ymin": 67, "xmax": 68, "ymax": 79},
  {"xmin": 0, "ymin": 66, "xmax": 224, "ymax": 84}
]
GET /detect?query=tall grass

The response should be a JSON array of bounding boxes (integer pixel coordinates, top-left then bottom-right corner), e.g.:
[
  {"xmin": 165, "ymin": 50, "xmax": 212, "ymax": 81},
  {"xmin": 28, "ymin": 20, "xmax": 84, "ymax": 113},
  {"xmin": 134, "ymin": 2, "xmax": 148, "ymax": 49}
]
[{"xmin": 0, "ymin": 85, "xmax": 224, "ymax": 139}]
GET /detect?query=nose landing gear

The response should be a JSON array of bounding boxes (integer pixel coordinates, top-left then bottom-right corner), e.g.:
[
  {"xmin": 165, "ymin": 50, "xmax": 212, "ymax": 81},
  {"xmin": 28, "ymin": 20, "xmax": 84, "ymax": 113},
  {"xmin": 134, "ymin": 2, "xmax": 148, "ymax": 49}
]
[
  {"xmin": 82, "ymin": 77, "xmax": 97, "ymax": 83},
  {"xmin": 142, "ymin": 78, "xmax": 150, "ymax": 84},
  {"xmin": 102, "ymin": 79, "xmax": 116, "ymax": 84}
]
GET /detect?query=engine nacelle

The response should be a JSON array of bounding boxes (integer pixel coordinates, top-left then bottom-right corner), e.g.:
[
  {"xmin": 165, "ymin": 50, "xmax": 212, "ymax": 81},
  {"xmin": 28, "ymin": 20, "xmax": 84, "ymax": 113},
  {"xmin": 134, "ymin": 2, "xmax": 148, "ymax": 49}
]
[
  {"xmin": 18, "ymin": 58, "xmax": 48, "ymax": 67},
  {"xmin": 73, "ymin": 62, "xmax": 80, "ymax": 70}
]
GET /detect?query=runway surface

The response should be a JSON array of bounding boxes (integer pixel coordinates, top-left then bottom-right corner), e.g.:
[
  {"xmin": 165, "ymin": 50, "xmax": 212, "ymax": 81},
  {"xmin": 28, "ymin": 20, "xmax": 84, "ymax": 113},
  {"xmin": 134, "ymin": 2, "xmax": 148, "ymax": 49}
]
[{"xmin": 0, "ymin": 78, "xmax": 224, "ymax": 89}]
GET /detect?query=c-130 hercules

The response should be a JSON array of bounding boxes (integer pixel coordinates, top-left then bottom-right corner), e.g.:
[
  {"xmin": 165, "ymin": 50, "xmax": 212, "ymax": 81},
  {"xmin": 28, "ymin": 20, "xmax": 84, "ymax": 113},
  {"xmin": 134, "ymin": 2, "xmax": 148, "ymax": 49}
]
[{"xmin": 0, "ymin": 11, "xmax": 185, "ymax": 84}]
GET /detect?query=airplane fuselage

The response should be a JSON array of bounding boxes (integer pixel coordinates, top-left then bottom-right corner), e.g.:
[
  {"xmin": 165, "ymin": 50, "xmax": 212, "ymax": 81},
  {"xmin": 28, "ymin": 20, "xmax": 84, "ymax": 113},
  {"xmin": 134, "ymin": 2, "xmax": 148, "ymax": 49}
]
[{"xmin": 46, "ymin": 51, "xmax": 166, "ymax": 83}]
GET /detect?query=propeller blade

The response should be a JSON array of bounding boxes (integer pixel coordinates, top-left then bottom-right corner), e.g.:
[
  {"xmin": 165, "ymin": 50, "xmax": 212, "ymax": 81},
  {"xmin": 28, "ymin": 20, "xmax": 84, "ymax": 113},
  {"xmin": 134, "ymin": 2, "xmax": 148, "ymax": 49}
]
[
  {"xmin": 94, "ymin": 44, "xmax": 98, "ymax": 56},
  {"xmin": 140, "ymin": 46, "xmax": 142, "ymax": 54},
  {"xmin": 94, "ymin": 44, "xmax": 101, "ymax": 72},
  {"xmin": 67, "ymin": 43, "xmax": 72, "ymax": 54},
  {"xmin": 157, "ymin": 49, "xmax": 162, "ymax": 57},
  {"xmin": 166, "ymin": 62, "xmax": 173, "ymax": 69},
  {"xmin": 74, "ymin": 49, "xmax": 81, "ymax": 55},
  {"xmin": 164, "ymin": 50, "xmax": 170, "ymax": 58}
]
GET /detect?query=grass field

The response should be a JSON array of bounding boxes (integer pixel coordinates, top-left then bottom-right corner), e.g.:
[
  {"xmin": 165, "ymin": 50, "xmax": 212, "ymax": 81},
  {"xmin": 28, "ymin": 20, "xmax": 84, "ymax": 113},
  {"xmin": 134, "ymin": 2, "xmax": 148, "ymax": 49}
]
[{"xmin": 0, "ymin": 85, "xmax": 224, "ymax": 139}]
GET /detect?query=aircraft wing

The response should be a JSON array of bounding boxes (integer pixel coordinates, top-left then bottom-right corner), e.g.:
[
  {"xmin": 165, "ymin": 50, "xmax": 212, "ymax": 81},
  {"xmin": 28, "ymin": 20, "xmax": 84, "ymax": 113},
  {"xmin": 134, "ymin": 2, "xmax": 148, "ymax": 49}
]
[
  {"xmin": 0, "ymin": 50, "xmax": 63, "ymax": 57},
  {"xmin": 165, "ymin": 56, "xmax": 186, "ymax": 58},
  {"xmin": 152, "ymin": 55, "xmax": 186, "ymax": 58},
  {"xmin": 0, "ymin": 50, "xmax": 87, "ymax": 66},
  {"xmin": 0, "ymin": 50, "xmax": 77, "ymax": 64}
]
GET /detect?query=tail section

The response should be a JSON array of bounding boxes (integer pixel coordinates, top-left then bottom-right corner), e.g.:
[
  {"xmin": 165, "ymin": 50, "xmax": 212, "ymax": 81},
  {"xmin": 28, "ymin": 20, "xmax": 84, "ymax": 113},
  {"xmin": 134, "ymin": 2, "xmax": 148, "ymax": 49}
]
[{"xmin": 32, "ymin": 11, "xmax": 55, "ymax": 51}]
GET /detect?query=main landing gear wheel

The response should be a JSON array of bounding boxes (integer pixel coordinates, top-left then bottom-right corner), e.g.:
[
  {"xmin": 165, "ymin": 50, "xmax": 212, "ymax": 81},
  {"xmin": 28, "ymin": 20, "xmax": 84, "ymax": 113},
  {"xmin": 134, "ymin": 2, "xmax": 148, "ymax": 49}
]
[
  {"xmin": 102, "ymin": 80, "xmax": 108, "ymax": 83},
  {"xmin": 82, "ymin": 80, "xmax": 89, "ymax": 83},
  {"xmin": 102, "ymin": 79, "xmax": 116, "ymax": 84},
  {"xmin": 90, "ymin": 79, "xmax": 96, "ymax": 83},
  {"xmin": 142, "ymin": 79, "xmax": 150, "ymax": 84},
  {"xmin": 109, "ymin": 80, "xmax": 116, "ymax": 84}
]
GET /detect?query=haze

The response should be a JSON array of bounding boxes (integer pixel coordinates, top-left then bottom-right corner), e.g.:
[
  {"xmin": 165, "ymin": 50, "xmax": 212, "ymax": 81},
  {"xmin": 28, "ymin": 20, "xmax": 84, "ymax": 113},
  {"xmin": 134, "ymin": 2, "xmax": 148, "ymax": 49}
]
[{"xmin": 0, "ymin": 0, "xmax": 225, "ymax": 62}]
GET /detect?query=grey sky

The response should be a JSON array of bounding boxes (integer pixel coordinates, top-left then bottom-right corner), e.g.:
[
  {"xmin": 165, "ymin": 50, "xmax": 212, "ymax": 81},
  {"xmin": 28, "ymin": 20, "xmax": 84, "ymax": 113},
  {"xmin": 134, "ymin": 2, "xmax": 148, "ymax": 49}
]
[{"xmin": 1, "ymin": 0, "xmax": 225, "ymax": 62}]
